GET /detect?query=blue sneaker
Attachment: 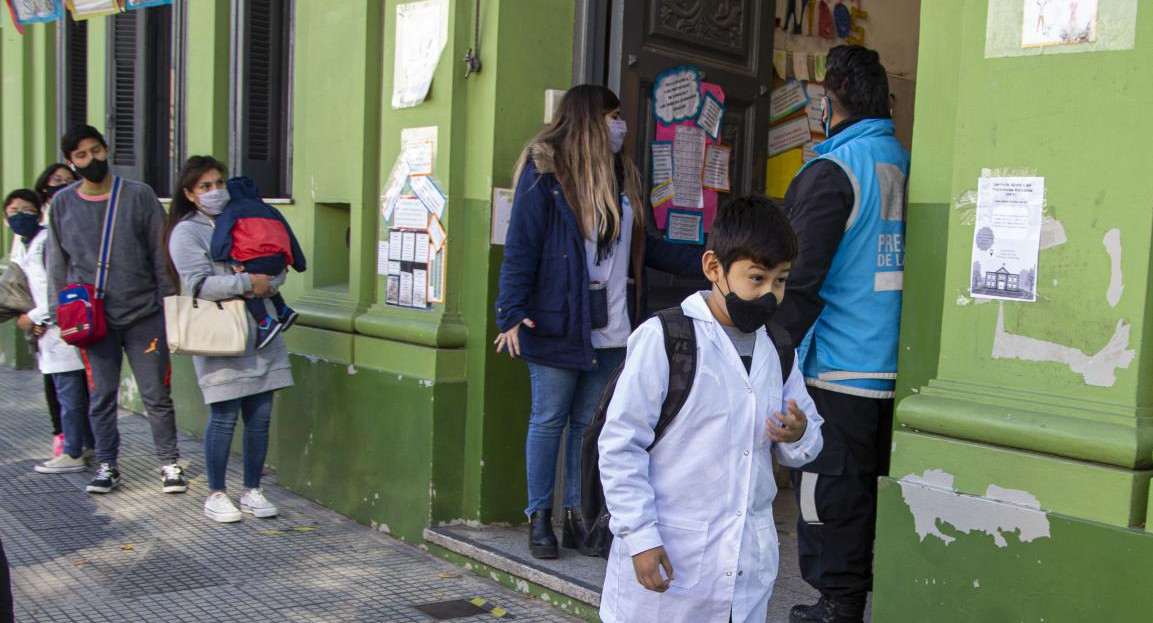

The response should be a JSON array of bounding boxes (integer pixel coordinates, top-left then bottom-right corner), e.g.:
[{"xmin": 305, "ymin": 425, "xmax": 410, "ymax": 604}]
[
  {"xmin": 278, "ymin": 305, "xmax": 300, "ymax": 332},
  {"xmin": 255, "ymin": 317, "xmax": 283, "ymax": 349}
]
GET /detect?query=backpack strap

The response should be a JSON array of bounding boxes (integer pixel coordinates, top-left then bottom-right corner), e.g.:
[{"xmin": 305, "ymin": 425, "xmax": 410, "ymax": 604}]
[
  {"xmin": 647, "ymin": 307, "xmax": 698, "ymax": 451},
  {"xmin": 94, "ymin": 177, "xmax": 123, "ymax": 300},
  {"xmin": 766, "ymin": 321, "xmax": 796, "ymax": 383}
]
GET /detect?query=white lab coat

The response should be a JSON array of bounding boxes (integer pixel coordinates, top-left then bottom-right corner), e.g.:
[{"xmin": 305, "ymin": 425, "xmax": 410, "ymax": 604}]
[
  {"xmin": 10, "ymin": 231, "xmax": 84, "ymax": 374},
  {"xmin": 598, "ymin": 292, "xmax": 824, "ymax": 623}
]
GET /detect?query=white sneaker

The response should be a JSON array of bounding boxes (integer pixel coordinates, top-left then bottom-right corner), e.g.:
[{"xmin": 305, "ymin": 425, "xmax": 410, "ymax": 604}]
[
  {"xmin": 34, "ymin": 454, "xmax": 87, "ymax": 474},
  {"xmin": 204, "ymin": 492, "xmax": 242, "ymax": 523},
  {"xmin": 239, "ymin": 488, "xmax": 278, "ymax": 518}
]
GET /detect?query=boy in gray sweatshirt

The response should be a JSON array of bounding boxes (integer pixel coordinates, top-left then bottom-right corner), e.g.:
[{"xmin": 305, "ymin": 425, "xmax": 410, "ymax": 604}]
[{"xmin": 46, "ymin": 124, "xmax": 185, "ymax": 495}]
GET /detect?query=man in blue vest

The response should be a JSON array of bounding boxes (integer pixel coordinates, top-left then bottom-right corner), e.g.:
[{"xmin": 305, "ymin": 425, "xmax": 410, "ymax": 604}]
[{"xmin": 777, "ymin": 45, "xmax": 910, "ymax": 623}]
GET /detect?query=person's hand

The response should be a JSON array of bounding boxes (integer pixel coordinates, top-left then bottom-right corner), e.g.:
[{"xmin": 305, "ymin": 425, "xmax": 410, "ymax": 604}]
[
  {"xmin": 768, "ymin": 399, "xmax": 808, "ymax": 444},
  {"xmin": 15, "ymin": 314, "xmax": 36, "ymax": 334},
  {"xmin": 249, "ymin": 273, "xmax": 273, "ymax": 298},
  {"xmin": 632, "ymin": 546, "xmax": 674, "ymax": 593},
  {"xmin": 493, "ymin": 318, "xmax": 535, "ymax": 358}
]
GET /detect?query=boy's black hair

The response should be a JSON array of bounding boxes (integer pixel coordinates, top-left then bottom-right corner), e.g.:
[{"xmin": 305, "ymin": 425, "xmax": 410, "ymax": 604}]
[
  {"xmin": 824, "ymin": 44, "xmax": 891, "ymax": 120},
  {"xmin": 3, "ymin": 188, "xmax": 43, "ymax": 213},
  {"xmin": 707, "ymin": 195, "xmax": 798, "ymax": 271},
  {"xmin": 60, "ymin": 124, "xmax": 108, "ymax": 160}
]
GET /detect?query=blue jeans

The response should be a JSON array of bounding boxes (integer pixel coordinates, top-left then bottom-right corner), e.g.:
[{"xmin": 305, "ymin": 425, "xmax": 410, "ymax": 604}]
[
  {"xmin": 524, "ymin": 347, "xmax": 625, "ymax": 515},
  {"xmin": 204, "ymin": 391, "xmax": 275, "ymax": 491},
  {"xmin": 52, "ymin": 371, "xmax": 93, "ymax": 458}
]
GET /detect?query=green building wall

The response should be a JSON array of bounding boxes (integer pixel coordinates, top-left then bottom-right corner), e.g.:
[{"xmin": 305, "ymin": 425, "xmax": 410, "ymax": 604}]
[
  {"xmin": 877, "ymin": 1, "xmax": 1153, "ymax": 620},
  {"xmin": 0, "ymin": 0, "xmax": 575, "ymax": 543}
]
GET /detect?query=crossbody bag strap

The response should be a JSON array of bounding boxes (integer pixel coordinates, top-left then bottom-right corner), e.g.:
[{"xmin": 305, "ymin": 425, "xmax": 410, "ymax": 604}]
[{"xmin": 93, "ymin": 177, "xmax": 123, "ymax": 300}]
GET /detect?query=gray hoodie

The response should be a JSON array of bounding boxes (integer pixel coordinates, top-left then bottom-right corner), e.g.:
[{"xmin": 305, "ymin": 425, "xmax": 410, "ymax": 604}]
[
  {"xmin": 168, "ymin": 212, "xmax": 293, "ymax": 404},
  {"xmin": 46, "ymin": 178, "xmax": 177, "ymax": 327}
]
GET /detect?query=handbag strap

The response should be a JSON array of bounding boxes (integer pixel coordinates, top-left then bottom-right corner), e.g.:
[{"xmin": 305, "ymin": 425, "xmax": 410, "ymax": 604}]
[{"xmin": 94, "ymin": 177, "xmax": 123, "ymax": 300}]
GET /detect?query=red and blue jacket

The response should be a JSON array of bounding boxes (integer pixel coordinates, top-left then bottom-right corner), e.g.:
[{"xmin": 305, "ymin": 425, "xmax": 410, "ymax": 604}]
[{"xmin": 210, "ymin": 176, "xmax": 307, "ymax": 272}]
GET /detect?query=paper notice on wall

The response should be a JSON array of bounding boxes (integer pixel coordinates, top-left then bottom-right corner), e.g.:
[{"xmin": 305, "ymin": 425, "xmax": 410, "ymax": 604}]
[
  {"xmin": 404, "ymin": 141, "xmax": 435, "ymax": 176},
  {"xmin": 651, "ymin": 181, "xmax": 675, "ymax": 207},
  {"xmin": 13, "ymin": 0, "xmax": 63, "ymax": 24},
  {"xmin": 653, "ymin": 66, "xmax": 702, "ymax": 124},
  {"xmin": 703, "ymin": 144, "xmax": 731, "ymax": 193},
  {"xmin": 770, "ymin": 81, "xmax": 808, "ymax": 123},
  {"xmin": 970, "ymin": 177, "xmax": 1045, "ymax": 302},
  {"xmin": 393, "ymin": 197, "xmax": 429, "ymax": 230},
  {"xmin": 379, "ymin": 246, "xmax": 393, "ymax": 277},
  {"xmin": 388, "ymin": 230, "xmax": 403, "ymax": 261},
  {"xmin": 804, "ymin": 83, "xmax": 826, "ymax": 135},
  {"xmin": 428, "ymin": 247, "xmax": 446, "ymax": 303},
  {"xmin": 409, "ymin": 174, "xmax": 447, "ymax": 220},
  {"xmin": 769, "ymin": 116, "xmax": 813, "ymax": 157},
  {"xmin": 67, "ymin": 0, "xmax": 122, "ymax": 20},
  {"xmin": 696, "ymin": 94, "xmax": 725, "ymax": 140},
  {"xmin": 392, "ymin": 0, "xmax": 449, "ymax": 109},
  {"xmin": 428, "ymin": 215, "xmax": 447, "ymax": 251},
  {"xmin": 386, "ymin": 275, "xmax": 400, "ymax": 305},
  {"xmin": 666, "ymin": 209, "xmax": 704, "ymax": 245},
  {"xmin": 399, "ymin": 270, "xmax": 414, "ymax": 306},
  {"xmin": 412, "ymin": 269, "xmax": 429, "ymax": 308},
  {"xmin": 651, "ymin": 141, "xmax": 674, "ymax": 186},
  {"xmin": 414, "ymin": 233, "xmax": 431, "ymax": 264},
  {"xmin": 1022, "ymin": 0, "xmax": 1098, "ymax": 48},
  {"xmin": 673, "ymin": 125, "xmax": 706, "ymax": 209},
  {"xmin": 401, "ymin": 231, "xmax": 417, "ymax": 262},
  {"xmin": 490, "ymin": 187, "xmax": 514, "ymax": 245}
]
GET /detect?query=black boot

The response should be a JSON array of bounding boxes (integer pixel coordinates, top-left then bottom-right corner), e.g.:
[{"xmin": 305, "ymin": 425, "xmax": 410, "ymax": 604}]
[
  {"xmin": 789, "ymin": 594, "xmax": 866, "ymax": 623},
  {"xmin": 561, "ymin": 508, "xmax": 600, "ymax": 556},
  {"xmin": 528, "ymin": 509, "xmax": 558, "ymax": 559}
]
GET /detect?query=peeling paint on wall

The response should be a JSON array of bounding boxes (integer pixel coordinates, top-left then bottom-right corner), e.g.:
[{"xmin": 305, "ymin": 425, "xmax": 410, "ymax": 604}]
[
  {"xmin": 1038, "ymin": 217, "xmax": 1067, "ymax": 250},
  {"xmin": 898, "ymin": 469, "xmax": 1051, "ymax": 547},
  {"xmin": 991, "ymin": 303, "xmax": 1135, "ymax": 386},
  {"xmin": 1103, "ymin": 229, "xmax": 1123, "ymax": 307}
]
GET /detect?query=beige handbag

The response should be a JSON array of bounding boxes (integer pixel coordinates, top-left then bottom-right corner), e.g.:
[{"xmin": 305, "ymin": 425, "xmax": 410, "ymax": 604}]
[{"xmin": 163, "ymin": 282, "xmax": 249, "ymax": 356}]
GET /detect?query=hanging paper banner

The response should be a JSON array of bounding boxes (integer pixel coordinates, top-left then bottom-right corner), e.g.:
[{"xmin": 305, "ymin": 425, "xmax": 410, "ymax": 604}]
[
  {"xmin": 653, "ymin": 80, "xmax": 725, "ymax": 233},
  {"xmin": 123, "ymin": 0, "xmax": 169, "ymax": 8},
  {"xmin": 66, "ymin": 0, "xmax": 122, "ymax": 20},
  {"xmin": 7, "ymin": 0, "xmax": 63, "ymax": 28},
  {"xmin": 392, "ymin": 0, "xmax": 449, "ymax": 109}
]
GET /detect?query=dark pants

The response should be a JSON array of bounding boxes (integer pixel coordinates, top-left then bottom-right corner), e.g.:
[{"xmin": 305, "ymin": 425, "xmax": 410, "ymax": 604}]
[
  {"xmin": 238, "ymin": 255, "xmax": 287, "ymax": 323},
  {"xmin": 44, "ymin": 374, "xmax": 62, "ymax": 436},
  {"xmin": 82, "ymin": 312, "xmax": 179, "ymax": 467},
  {"xmin": 1, "ymin": 537, "xmax": 13, "ymax": 623},
  {"xmin": 792, "ymin": 386, "xmax": 894, "ymax": 598}
]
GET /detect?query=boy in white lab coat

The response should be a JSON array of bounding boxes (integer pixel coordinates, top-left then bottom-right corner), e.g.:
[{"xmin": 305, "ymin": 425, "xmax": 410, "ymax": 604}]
[{"xmin": 598, "ymin": 195, "xmax": 824, "ymax": 623}]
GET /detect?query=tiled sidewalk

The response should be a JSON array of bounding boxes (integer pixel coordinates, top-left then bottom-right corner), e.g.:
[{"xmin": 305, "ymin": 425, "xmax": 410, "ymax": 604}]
[{"xmin": 0, "ymin": 365, "xmax": 580, "ymax": 623}]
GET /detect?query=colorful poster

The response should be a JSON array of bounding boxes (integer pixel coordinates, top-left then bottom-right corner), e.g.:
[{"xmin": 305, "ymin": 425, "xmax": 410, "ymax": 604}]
[
  {"xmin": 666, "ymin": 209, "xmax": 704, "ymax": 245},
  {"xmin": 8, "ymin": 0, "xmax": 63, "ymax": 26},
  {"xmin": 66, "ymin": 0, "xmax": 121, "ymax": 20},
  {"xmin": 124, "ymin": 0, "xmax": 170, "ymax": 8},
  {"xmin": 652, "ymin": 66, "xmax": 702, "ymax": 125},
  {"xmin": 970, "ymin": 177, "xmax": 1044, "ymax": 302},
  {"xmin": 1022, "ymin": 0, "xmax": 1098, "ymax": 47},
  {"xmin": 770, "ymin": 81, "xmax": 808, "ymax": 123},
  {"xmin": 653, "ymin": 81, "xmax": 725, "ymax": 232}
]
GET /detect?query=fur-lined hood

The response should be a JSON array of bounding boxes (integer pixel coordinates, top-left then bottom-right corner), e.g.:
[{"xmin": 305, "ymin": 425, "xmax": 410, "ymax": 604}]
[{"xmin": 528, "ymin": 141, "xmax": 559, "ymax": 175}]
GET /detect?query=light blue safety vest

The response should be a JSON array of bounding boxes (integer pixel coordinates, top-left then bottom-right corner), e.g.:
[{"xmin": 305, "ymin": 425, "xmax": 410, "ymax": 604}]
[{"xmin": 796, "ymin": 118, "xmax": 910, "ymax": 399}]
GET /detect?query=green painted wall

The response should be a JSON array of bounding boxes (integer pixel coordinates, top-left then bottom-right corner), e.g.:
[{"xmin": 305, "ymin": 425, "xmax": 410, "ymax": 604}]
[{"xmin": 880, "ymin": 0, "xmax": 1153, "ymax": 616}]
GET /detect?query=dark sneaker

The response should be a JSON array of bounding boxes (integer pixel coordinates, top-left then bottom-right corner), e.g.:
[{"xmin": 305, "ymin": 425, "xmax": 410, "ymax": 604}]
[
  {"xmin": 161, "ymin": 463, "xmax": 188, "ymax": 494},
  {"xmin": 278, "ymin": 305, "xmax": 300, "ymax": 331},
  {"xmin": 86, "ymin": 463, "xmax": 121, "ymax": 494},
  {"xmin": 790, "ymin": 595, "xmax": 866, "ymax": 623},
  {"xmin": 255, "ymin": 317, "xmax": 283, "ymax": 349}
]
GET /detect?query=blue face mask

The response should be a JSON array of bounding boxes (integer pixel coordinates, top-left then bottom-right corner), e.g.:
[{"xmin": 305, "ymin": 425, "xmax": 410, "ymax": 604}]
[{"xmin": 6, "ymin": 212, "xmax": 42, "ymax": 242}]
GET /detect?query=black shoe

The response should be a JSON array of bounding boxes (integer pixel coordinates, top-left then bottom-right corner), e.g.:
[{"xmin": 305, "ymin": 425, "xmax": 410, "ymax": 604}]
[
  {"xmin": 561, "ymin": 508, "xmax": 601, "ymax": 556},
  {"xmin": 789, "ymin": 594, "xmax": 866, "ymax": 623},
  {"xmin": 255, "ymin": 316, "xmax": 284, "ymax": 349},
  {"xmin": 161, "ymin": 463, "xmax": 188, "ymax": 494},
  {"xmin": 279, "ymin": 306, "xmax": 300, "ymax": 331},
  {"xmin": 528, "ymin": 509, "xmax": 558, "ymax": 559},
  {"xmin": 86, "ymin": 463, "xmax": 121, "ymax": 494}
]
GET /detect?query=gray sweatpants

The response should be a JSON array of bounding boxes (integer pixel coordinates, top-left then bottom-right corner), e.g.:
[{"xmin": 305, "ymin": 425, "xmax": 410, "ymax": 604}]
[{"xmin": 82, "ymin": 311, "xmax": 179, "ymax": 467}]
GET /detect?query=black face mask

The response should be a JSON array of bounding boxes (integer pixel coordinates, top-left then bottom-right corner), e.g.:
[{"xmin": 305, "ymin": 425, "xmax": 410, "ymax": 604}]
[
  {"xmin": 73, "ymin": 157, "xmax": 109, "ymax": 184},
  {"xmin": 720, "ymin": 276, "xmax": 779, "ymax": 333},
  {"xmin": 43, "ymin": 184, "xmax": 66, "ymax": 200}
]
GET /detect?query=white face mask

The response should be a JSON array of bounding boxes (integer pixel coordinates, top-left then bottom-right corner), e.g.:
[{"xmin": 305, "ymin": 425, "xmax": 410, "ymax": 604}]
[
  {"xmin": 608, "ymin": 119, "xmax": 628, "ymax": 154},
  {"xmin": 197, "ymin": 189, "xmax": 230, "ymax": 216}
]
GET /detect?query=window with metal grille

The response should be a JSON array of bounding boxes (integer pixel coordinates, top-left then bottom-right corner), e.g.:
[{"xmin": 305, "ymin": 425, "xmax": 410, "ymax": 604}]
[
  {"xmin": 105, "ymin": 4, "xmax": 180, "ymax": 196},
  {"xmin": 231, "ymin": 0, "xmax": 292, "ymax": 198},
  {"xmin": 57, "ymin": 15, "xmax": 88, "ymax": 136}
]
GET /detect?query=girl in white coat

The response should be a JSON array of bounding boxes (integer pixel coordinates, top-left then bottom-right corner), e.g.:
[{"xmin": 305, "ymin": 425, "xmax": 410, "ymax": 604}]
[
  {"xmin": 5, "ymin": 189, "xmax": 93, "ymax": 474},
  {"xmin": 598, "ymin": 197, "xmax": 824, "ymax": 623}
]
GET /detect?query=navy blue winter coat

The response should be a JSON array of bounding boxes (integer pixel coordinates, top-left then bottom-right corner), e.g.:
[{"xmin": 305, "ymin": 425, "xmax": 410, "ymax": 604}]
[{"xmin": 494, "ymin": 142, "xmax": 702, "ymax": 371}]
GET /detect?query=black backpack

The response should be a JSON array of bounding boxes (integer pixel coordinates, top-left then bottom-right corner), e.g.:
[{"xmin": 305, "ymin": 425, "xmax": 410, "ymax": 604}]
[{"xmin": 578, "ymin": 307, "xmax": 795, "ymax": 558}]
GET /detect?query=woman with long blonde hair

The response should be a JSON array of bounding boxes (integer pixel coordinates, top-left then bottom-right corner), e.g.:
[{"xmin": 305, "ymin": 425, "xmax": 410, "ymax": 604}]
[{"xmin": 494, "ymin": 85, "xmax": 700, "ymax": 559}]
